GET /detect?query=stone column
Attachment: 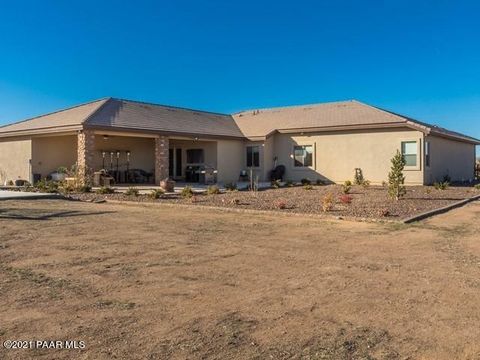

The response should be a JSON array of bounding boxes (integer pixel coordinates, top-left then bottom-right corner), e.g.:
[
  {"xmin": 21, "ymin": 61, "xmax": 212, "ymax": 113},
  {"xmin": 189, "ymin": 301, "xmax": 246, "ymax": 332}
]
[
  {"xmin": 154, "ymin": 135, "xmax": 169, "ymax": 184},
  {"xmin": 77, "ymin": 129, "xmax": 95, "ymax": 183}
]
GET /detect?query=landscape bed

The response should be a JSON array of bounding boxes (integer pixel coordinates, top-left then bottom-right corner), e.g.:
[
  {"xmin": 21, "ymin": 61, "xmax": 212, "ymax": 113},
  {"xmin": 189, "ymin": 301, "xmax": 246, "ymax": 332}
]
[{"xmin": 68, "ymin": 184, "xmax": 480, "ymax": 220}]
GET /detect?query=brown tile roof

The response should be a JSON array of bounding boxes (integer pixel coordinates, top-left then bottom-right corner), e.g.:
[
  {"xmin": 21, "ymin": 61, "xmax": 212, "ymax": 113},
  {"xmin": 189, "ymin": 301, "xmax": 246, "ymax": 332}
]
[
  {"xmin": 232, "ymin": 100, "xmax": 480, "ymax": 143},
  {"xmin": 0, "ymin": 98, "xmax": 478, "ymax": 144},
  {"xmin": 0, "ymin": 98, "xmax": 108, "ymax": 134},
  {"xmin": 85, "ymin": 98, "xmax": 244, "ymax": 138}
]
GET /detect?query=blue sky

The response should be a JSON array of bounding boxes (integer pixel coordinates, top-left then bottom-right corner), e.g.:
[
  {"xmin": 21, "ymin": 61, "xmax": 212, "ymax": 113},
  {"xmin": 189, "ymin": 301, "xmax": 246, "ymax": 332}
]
[{"xmin": 0, "ymin": 0, "xmax": 479, "ymax": 143}]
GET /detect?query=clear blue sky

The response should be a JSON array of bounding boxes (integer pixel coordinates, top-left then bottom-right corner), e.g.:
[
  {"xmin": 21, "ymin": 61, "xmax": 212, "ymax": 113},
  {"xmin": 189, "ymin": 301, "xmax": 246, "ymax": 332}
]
[{"xmin": 0, "ymin": 0, "xmax": 479, "ymax": 143}]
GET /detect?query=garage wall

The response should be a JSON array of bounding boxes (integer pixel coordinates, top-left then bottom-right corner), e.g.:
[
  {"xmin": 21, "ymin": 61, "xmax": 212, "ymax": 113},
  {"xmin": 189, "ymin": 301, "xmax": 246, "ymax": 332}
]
[
  {"xmin": 424, "ymin": 135, "xmax": 476, "ymax": 183},
  {"xmin": 31, "ymin": 135, "xmax": 77, "ymax": 178},
  {"xmin": 273, "ymin": 128, "xmax": 425, "ymax": 184},
  {"xmin": 0, "ymin": 138, "xmax": 32, "ymax": 183}
]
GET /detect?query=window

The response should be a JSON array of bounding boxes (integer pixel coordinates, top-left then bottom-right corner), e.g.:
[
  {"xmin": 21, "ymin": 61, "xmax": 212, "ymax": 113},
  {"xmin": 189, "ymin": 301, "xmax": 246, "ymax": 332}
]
[
  {"xmin": 294, "ymin": 145, "xmax": 313, "ymax": 167},
  {"xmin": 186, "ymin": 149, "xmax": 204, "ymax": 163},
  {"xmin": 401, "ymin": 141, "xmax": 417, "ymax": 167},
  {"xmin": 425, "ymin": 141, "xmax": 430, "ymax": 167},
  {"xmin": 246, "ymin": 146, "xmax": 260, "ymax": 167}
]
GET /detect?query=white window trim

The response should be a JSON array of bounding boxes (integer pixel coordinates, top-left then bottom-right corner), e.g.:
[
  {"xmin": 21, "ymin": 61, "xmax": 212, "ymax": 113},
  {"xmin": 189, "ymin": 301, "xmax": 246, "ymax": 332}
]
[
  {"xmin": 291, "ymin": 142, "xmax": 316, "ymax": 171},
  {"xmin": 401, "ymin": 138, "xmax": 421, "ymax": 171}
]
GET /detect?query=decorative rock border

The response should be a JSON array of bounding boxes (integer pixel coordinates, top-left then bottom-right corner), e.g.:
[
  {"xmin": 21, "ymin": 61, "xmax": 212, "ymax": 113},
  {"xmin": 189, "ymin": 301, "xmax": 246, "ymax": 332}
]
[{"xmin": 402, "ymin": 194, "xmax": 480, "ymax": 223}]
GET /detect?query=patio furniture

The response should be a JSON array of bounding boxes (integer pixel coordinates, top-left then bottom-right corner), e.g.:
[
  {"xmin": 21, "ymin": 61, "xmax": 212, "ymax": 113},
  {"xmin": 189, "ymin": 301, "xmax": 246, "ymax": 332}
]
[
  {"xmin": 269, "ymin": 165, "xmax": 286, "ymax": 181},
  {"xmin": 93, "ymin": 170, "xmax": 115, "ymax": 187},
  {"xmin": 127, "ymin": 169, "xmax": 154, "ymax": 183}
]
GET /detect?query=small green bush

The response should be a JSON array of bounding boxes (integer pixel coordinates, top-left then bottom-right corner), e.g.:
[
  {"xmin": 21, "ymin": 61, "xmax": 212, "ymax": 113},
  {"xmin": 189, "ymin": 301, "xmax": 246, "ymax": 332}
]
[
  {"xmin": 77, "ymin": 185, "xmax": 92, "ymax": 193},
  {"xmin": 181, "ymin": 186, "xmax": 194, "ymax": 198},
  {"xmin": 342, "ymin": 181, "xmax": 352, "ymax": 194},
  {"xmin": 303, "ymin": 184, "xmax": 314, "ymax": 190},
  {"xmin": 474, "ymin": 184, "xmax": 480, "ymax": 190},
  {"xmin": 300, "ymin": 178, "xmax": 311, "ymax": 185},
  {"xmin": 206, "ymin": 185, "xmax": 220, "ymax": 195},
  {"xmin": 271, "ymin": 179, "xmax": 281, "ymax": 189},
  {"xmin": 361, "ymin": 180, "xmax": 371, "ymax": 188},
  {"xmin": 150, "ymin": 189, "xmax": 165, "ymax": 199},
  {"xmin": 224, "ymin": 182, "xmax": 237, "ymax": 191},
  {"xmin": 35, "ymin": 179, "xmax": 60, "ymax": 193},
  {"xmin": 286, "ymin": 180, "xmax": 294, "ymax": 187},
  {"xmin": 434, "ymin": 181, "xmax": 449, "ymax": 190},
  {"xmin": 96, "ymin": 186, "xmax": 114, "ymax": 194},
  {"xmin": 315, "ymin": 179, "xmax": 325, "ymax": 186},
  {"xmin": 125, "ymin": 187, "xmax": 139, "ymax": 196}
]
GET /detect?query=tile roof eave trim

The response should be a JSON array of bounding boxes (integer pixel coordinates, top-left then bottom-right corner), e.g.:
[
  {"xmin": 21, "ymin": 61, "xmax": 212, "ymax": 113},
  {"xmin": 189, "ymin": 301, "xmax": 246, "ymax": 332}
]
[
  {"xmin": 0, "ymin": 125, "xmax": 83, "ymax": 138},
  {"xmin": 84, "ymin": 125, "xmax": 247, "ymax": 140},
  {"xmin": 428, "ymin": 129, "xmax": 480, "ymax": 145}
]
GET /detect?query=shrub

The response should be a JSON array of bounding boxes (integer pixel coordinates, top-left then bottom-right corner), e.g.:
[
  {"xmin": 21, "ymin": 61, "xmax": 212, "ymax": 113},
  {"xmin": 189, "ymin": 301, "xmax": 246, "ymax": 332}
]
[
  {"xmin": 381, "ymin": 181, "xmax": 388, "ymax": 188},
  {"xmin": 434, "ymin": 181, "xmax": 449, "ymax": 190},
  {"xmin": 181, "ymin": 186, "xmax": 194, "ymax": 198},
  {"xmin": 443, "ymin": 174, "xmax": 452, "ymax": 183},
  {"xmin": 342, "ymin": 181, "xmax": 352, "ymax": 194},
  {"xmin": 271, "ymin": 179, "xmax": 281, "ymax": 189},
  {"xmin": 125, "ymin": 187, "xmax": 139, "ymax": 196},
  {"xmin": 361, "ymin": 180, "xmax": 371, "ymax": 188},
  {"xmin": 274, "ymin": 199, "xmax": 287, "ymax": 209},
  {"xmin": 35, "ymin": 179, "xmax": 60, "ymax": 193},
  {"xmin": 286, "ymin": 180, "xmax": 294, "ymax": 187},
  {"xmin": 379, "ymin": 208, "xmax": 390, "ymax": 217},
  {"xmin": 77, "ymin": 185, "xmax": 91, "ymax": 193},
  {"xmin": 474, "ymin": 184, "xmax": 480, "ymax": 190},
  {"xmin": 322, "ymin": 193, "xmax": 334, "ymax": 212},
  {"xmin": 57, "ymin": 166, "xmax": 68, "ymax": 174},
  {"xmin": 150, "ymin": 189, "xmax": 165, "ymax": 199},
  {"xmin": 96, "ymin": 186, "xmax": 114, "ymax": 194},
  {"xmin": 300, "ymin": 178, "xmax": 311, "ymax": 185},
  {"xmin": 7, "ymin": 180, "xmax": 14, "ymax": 186},
  {"xmin": 388, "ymin": 150, "xmax": 406, "ymax": 200},
  {"xmin": 230, "ymin": 198, "xmax": 241, "ymax": 205},
  {"xmin": 207, "ymin": 185, "xmax": 220, "ymax": 195},
  {"xmin": 224, "ymin": 182, "xmax": 237, "ymax": 191},
  {"xmin": 315, "ymin": 179, "xmax": 325, "ymax": 186},
  {"xmin": 303, "ymin": 184, "xmax": 314, "ymax": 190},
  {"xmin": 339, "ymin": 194, "xmax": 353, "ymax": 204}
]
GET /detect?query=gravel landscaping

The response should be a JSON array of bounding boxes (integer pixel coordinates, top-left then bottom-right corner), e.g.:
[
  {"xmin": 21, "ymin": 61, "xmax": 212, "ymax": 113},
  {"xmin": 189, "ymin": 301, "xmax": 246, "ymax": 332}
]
[{"xmin": 67, "ymin": 184, "xmax": 480, "ymax": 220}]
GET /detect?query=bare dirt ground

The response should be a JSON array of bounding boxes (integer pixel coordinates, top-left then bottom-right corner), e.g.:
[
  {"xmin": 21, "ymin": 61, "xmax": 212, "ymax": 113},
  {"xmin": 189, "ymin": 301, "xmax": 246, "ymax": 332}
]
[
  {"xmin": 0, "ymin": 199, "xmax": 480, "ymax": 360},
  {"xmin": 71, "ymin": 185, "xmax": 480, "ymax": 220}
]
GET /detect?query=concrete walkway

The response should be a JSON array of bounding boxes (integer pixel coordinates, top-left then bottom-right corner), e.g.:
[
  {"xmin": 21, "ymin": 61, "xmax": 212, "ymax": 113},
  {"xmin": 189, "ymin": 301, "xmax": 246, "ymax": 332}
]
[{"xmin": 0, "ymin": 190, "xmax": 63, "ymax": 200}]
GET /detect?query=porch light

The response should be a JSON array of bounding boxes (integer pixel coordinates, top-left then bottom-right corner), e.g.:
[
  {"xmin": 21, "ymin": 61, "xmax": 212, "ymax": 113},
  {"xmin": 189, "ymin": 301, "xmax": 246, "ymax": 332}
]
[
  {"xmin": 116, "ymin": 151, "xmax": 120, "ymax": 159},
  {"xmin": 193, "ymin": 137, "xmax": 199, "ymax": 141}
]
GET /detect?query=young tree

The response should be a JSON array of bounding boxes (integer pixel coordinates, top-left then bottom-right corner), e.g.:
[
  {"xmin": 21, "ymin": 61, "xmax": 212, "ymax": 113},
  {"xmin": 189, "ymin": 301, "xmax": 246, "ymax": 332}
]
[{"xmin": 388, "ymin": 150, "xmax": 406, "ymax": 200}]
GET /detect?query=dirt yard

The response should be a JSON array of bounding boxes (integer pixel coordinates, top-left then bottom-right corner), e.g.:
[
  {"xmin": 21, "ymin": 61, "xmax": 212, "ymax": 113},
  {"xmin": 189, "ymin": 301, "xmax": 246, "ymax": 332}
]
[{"xmin": 1, "ymin": 199, "xmax": 480, "ymax": 359}]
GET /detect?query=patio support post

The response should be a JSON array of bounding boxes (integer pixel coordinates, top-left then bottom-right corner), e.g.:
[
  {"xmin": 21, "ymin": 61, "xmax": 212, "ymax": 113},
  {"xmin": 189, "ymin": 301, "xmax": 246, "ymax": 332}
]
[
  {"xmin": 154, "ymin": 135, "xmax": 169, "ymax": 184},
  {"xmin": 77, "ymin": 129, "xmax": 95, "ymax": 183}
]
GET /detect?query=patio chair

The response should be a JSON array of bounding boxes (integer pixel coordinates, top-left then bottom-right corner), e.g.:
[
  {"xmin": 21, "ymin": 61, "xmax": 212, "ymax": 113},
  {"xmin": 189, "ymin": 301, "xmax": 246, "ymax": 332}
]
[{"xmin": 269, "ymin": 165, "xmax": 286, "ymax": 181}]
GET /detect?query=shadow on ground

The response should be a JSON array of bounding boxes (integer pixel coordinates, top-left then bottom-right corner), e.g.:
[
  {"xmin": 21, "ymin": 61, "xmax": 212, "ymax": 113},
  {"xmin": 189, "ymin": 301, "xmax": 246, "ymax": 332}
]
[{"xmin": 0, "ymin": 208, "xmax": 115, "ymax": 220}]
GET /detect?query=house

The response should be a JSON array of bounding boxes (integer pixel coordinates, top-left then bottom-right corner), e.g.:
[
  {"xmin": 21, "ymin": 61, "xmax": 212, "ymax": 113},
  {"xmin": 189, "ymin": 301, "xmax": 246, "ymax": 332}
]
[{"xmin": 0, "ymin": 98, "xmax": 478, "ymax": 186}]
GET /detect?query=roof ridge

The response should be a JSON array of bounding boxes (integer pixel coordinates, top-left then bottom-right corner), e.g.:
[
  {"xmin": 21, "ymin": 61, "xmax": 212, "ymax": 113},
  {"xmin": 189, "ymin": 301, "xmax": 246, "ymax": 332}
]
[
  {"xmin": 0, "ymin": 97, "xmax": 110, "ymax": 130},
  {"xmin": 232, "ymin": 99, "xmax": 357, "ymax": 115},
  {"xmin": 111, "ymin": 97, "xmax": 231, "ymax": 117}
]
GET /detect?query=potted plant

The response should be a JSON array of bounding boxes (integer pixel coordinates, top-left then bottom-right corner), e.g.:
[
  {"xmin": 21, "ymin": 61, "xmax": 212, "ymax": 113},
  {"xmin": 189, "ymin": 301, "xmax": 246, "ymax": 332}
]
[
  {"xmin": 51, "ymin": 166, "xmax": 68, "ymax": 181},
  {"xmin": 160, "ymin": 177, "xmax": 175, "ymax": 192}
]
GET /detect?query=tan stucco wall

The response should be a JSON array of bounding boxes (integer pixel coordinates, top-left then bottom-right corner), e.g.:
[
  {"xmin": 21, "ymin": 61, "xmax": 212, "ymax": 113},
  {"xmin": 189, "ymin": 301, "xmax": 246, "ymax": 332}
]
[
  {"xmin": 31, "ymin": 135, "xmax": 77, "ymax": 177},
  {"xmin": 424, "ymin": 135, "xmax": 476, "ymax": 184},
  {"xmin": 272, "ymin": 128, "xmax": 425, "ymax": 184},
  {"xmin": 92, "ymin": 135, "xmax": 155, "ymax": 173},
  {"xmin": 0, "ymin": 138, "xmax": 32, "ymax": 183},
  {"xmin": 216, "ymin": 139, "xmax": 245, "ymax": 183}
]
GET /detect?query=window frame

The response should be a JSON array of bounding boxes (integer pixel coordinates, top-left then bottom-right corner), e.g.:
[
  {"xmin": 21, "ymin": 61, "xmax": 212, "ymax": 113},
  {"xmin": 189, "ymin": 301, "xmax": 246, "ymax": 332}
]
[
  {"xmin": 400, "ymin": 139, "xmax": 421, "ymax": 171},
  {"xmin": 246, "ymin": 145, "xmax": 260, "ymax": 168},
  {"xmin": 425, "ymin": 141, "xmax": 430, "ymax": 167},
  {"xmin": 293, "ymin": 144, "xmax": 314, "ymax": 168}
]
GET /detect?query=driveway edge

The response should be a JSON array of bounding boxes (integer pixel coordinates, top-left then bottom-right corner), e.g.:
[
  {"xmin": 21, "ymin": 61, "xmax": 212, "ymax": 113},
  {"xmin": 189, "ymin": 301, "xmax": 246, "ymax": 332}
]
[{"xmin": 402, "ymin": 194, "xmax": 480, "ymax": 223}]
